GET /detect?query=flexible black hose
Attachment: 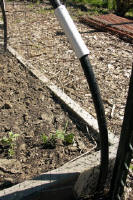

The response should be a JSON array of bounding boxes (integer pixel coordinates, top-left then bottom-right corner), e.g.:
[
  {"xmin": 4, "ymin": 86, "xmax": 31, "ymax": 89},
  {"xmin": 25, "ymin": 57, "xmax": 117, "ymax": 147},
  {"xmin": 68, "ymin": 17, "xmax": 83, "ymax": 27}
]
[
  {"xmin": 80, "ymin": 55, "xmax": 109, "ymax": 194},
  {"xmin": 49, "ymin": 0, "xmax": 109, "ymax": 195}
]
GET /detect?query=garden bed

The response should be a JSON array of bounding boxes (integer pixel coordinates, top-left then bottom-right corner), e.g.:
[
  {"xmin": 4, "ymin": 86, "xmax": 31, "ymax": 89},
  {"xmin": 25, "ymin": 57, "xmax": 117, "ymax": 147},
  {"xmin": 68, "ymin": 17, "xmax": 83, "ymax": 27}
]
[
  {"xmin": 0, "ymin": 50, "xmax": 95, "ymax": 190},
  {"xmin": 5, "ymin": 0, "xmax": 133, "ymax": 136},
  {"xmin": 1, "ymin": 1, "xmax": 133, "ymax": 199}
]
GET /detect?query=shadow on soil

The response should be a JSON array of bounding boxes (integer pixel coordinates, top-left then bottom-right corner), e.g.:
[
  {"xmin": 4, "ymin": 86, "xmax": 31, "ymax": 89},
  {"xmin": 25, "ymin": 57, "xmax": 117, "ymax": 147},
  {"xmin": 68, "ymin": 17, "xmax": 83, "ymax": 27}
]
[{"xmin": 0, "ymin": 172, "xmax": 78, "ymax": 200}]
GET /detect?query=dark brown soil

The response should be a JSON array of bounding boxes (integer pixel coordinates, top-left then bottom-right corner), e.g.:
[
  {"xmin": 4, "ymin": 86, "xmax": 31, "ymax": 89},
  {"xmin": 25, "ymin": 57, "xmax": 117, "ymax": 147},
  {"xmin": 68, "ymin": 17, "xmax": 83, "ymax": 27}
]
[{"xmin": 0, "ymin": 50, "xmax": 95, "ymax": 190}]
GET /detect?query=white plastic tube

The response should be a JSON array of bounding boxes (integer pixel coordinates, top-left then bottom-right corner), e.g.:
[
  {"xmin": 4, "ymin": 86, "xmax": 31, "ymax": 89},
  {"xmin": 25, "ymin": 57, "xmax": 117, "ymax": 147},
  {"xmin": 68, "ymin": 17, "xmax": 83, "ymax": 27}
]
[{"xmin": 55, "ymin": 5, "xmax": 89, "ymax": 59}]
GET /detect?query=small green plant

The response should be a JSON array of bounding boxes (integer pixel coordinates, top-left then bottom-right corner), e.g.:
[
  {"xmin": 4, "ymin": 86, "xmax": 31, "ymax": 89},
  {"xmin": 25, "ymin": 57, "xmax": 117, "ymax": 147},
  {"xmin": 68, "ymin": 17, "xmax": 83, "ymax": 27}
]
[
  {"xmin": 55, "ymin": 121, "xmax": 74, "ymax": 144},
  {"xmin": 41, "ymin": 121, "xmax": 74, "ymax": 148},
  {"xmin": 1, "ymin": 132, "xmax": 19, "ymax": 157},
  {"xmin": 41, "ymin": 133, "xmax": 56, "ymax": 148},
  {"xmin": 55, "ymin": 130, "xmax": 74, "ymax": 145},
  {"xmin": 64, "ymin": 133, "xmax": 74, "ymax": 145},
  {"xmin": 55, "ymin": 130, "xmax": 65, "ymax": 140},
  {"xmin": 42, "ymin": 134, "xmax": 48, "ymax": 145}
]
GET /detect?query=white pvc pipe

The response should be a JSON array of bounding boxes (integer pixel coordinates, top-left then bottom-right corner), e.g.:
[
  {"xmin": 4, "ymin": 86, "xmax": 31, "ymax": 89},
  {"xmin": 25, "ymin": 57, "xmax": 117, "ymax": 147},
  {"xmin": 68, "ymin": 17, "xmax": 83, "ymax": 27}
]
[{"xmin": 55, "ymin": 5, "xmax": 89, "ymax": 59}]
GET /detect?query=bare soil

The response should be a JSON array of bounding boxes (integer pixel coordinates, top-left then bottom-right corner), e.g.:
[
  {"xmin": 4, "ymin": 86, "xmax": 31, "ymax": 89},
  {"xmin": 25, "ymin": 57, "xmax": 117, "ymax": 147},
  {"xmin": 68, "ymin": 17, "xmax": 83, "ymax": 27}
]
[{"xmin": 0, "ymin": 50, "xmax": 95, "ymax": 190}]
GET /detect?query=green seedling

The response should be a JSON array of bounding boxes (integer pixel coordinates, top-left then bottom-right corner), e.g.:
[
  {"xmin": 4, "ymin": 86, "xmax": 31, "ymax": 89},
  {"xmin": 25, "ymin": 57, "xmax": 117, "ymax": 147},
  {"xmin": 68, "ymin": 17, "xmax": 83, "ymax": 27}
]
[
  {"xmin": 8, "ymin": 148, "xmax": 15, "ymax": 157},
  {"xmin": 58, "ymin": 121, "xmax": 74, "ymax": 145},
  {"xmin": 1, "ymin": 132, "xmax": 19, "ymax": 157},
  {"xmin": 64, "ymin": 133, "xmax": 74, "ymax": 145},
  {"xmin": 55, "ymin": 130, "xmax": 65, "ymax": 140},
  {"xmin": 41, "ymin": 133, "xmax": 56, "ymax": 148},
  {"xmin": 42, "ymin": 121, "xmax": 74, "ymax": 148},
  {"xmin": 56, "ymin": 130, "xmax": 74, "ymax": 145},
  {"xmin": 42, "ymin": 134, "xmax": 48, "ymax": 145}
]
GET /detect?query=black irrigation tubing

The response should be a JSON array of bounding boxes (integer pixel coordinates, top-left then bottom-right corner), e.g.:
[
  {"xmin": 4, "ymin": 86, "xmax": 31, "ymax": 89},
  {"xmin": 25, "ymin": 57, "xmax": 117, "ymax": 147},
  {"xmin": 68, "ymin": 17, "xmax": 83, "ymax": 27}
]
[
  {"xmin": 80, "ymin": 56, "xmax": 109, "ymax": 196},
  {"xmin": 0, "ymin": 0, "xmax": 7, "ymax": 51},
  {"xmin": 49, "ymin": 0, "xmax": 109, "ymax": 197},
  {"xmin": 109, "ymin": 65, "xmax": 133, "ymax": 200}
]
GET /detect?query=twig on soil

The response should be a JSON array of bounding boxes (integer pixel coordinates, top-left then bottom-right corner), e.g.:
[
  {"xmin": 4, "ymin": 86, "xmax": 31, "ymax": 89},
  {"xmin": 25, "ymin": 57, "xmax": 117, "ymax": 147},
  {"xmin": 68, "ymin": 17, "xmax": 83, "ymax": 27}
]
[
  {"xmin": 66, "ymin": 145, "xmax": 96, "ymax": 164},
  {"xmin": 51, "ymin": 71, "xmax": 61, "ymax": 78},
  {"xmin": 110, "ymin": 104, "xmax": 116, "ymax": 118},
  {"xmin": 66, "ymin": 125, "xmax": 97, "ymax": 164},
  {"xmin": 64, "ymin": 79, "xmax": 75, "ymax": 87}
]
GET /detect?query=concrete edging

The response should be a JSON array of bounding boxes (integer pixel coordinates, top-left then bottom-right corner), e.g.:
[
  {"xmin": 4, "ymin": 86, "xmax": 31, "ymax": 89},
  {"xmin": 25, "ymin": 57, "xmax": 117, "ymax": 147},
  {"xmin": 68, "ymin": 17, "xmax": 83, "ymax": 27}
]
[{"xmin": 0, "ymin": 144, "xmax": 118, "ymax": 200}]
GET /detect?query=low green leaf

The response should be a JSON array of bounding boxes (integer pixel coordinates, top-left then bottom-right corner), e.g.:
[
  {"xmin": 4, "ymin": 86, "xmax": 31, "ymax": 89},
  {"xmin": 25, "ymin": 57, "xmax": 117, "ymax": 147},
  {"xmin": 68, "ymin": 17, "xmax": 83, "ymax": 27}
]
[
  {"xmin": 8, "ymin": 148, "xmax": 14, "ymax": 157},
  {"xmin": 1, "ymin": 132, "xmax": 19, "ymax": 157},
  {"xmin": 64, "ymin": 133, "xmax": 74, "ymax": 144},
  {"xmin": 55, "ymin": 130, "xmax": 64, "ymax": 140},
  {"xmin": 8, "ymin": 132, "xmax": 19, "ymax": 141},
  {"xmin": 1, "ymin": 136, "xmax": 10, "ymax": 146},
  {"xmin": 42, "ymin": 134, "xmax": 48, "ymax": 144}
]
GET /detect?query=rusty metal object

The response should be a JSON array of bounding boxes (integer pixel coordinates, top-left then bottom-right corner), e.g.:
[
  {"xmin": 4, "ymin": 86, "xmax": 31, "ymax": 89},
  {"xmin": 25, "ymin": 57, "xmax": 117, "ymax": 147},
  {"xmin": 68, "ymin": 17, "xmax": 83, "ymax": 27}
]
[{"xmin": 80, "ymin": 14, "xmax": 133, "ymax": 43}]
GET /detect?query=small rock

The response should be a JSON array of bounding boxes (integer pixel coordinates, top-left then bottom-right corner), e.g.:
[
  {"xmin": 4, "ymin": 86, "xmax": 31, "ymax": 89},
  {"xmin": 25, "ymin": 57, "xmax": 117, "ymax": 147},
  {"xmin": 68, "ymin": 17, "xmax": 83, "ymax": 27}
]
[
  {"xmin": 39, "ymin": 94, "xmax": 45, "ymax": 101},
  {"xmin": 65, "ymin": 149, "xmax": 69, "ymax": 154},
  {"xmin": 93, "ymin": 35, "xmax": 97, "ymax": 40},
  {"xmin": 56, "ymin": 139, "xmax": 63, "ymax": 146},
  {"xmin": 72, "ymin": 142, "xmax": 77, "ymax": 147},
  {"xmin": 0, "ymin": 159, "xmax": 22, "ymax": 174},
  {"xmin": 58, "ymin": 153, "xmax": 63, "ymax": 159},
  {"xmin": 34, "ymin": 120, "xmax": 41, "ymax": 125},
  {"xmin": 66, "ymin": 50, "xmax": 73, "ymax": 54},
  {"xmin": 19, "ymin": 143, "xmax": 26, "ymax": 152},
  {"xmin": 20, "ymin": 156, "xmax": 27, "ymax": 163},
  {"xmin": 124, "ymin": 71, "xmax": 131, "ymax": 78},
  {"xmin": 69, "ymin": 146, "xmax": 77, "ymax": 152},
  {"xmin": 29, "ymin": 130, "xmax": 34, "ymax": 137},
  {"xmin": 107, "ymin": 64, "xmax": 114, "ymax": 71},
  {"xmin": 49, "ymin": 153, "xmax": 54, "ymax": 159},
  {"xmin": 40, "ymin": 113, "xmax": 46, "ymax": 120},
  {"xmin": 119, "ymin": 116, "xmax": 124, "ymax": 120},
  {"xmin": 40, "ymin": 112, "xmax": 53, "ymax": 123},
  {"xmin": 77, "ymin": 140, "xmax": 86, "ymax": 151}
]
